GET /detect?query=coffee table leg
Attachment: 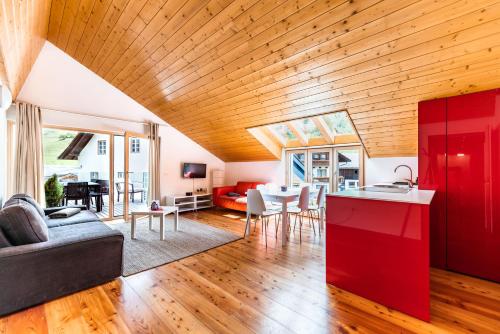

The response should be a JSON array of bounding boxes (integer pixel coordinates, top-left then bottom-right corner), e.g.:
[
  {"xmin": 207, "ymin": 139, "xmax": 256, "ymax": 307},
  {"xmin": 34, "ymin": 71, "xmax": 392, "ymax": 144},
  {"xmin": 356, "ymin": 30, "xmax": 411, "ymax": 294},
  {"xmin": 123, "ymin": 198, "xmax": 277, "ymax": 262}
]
[
  {"xmin": 160, "ymin": 214, "xmax": 165, "ymax": 241},
  {"xmin": 149, "ymin": 214, "xmax": 152, "ymax": 230},
  {"xmin": 174, "ymin": 209, "xmax": 179, "ymax": 231},
  {"xmin": 131, "ymin": 214, "xmax": 136, "ymax": 239}
]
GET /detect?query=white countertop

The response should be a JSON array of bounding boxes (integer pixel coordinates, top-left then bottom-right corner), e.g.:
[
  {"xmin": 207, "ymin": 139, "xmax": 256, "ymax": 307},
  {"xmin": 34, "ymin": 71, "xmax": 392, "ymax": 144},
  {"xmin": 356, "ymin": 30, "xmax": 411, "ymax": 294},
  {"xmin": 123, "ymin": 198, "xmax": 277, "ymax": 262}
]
[{"xmin": 327, "ymin": 186, "xmax": 435, "ymax": 205}]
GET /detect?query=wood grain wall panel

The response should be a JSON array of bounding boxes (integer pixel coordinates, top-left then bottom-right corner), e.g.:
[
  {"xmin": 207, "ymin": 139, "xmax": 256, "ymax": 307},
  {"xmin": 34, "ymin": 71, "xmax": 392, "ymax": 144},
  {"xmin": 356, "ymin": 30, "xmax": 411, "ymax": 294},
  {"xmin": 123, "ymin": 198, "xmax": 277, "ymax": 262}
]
[
  {"xmin": 6, "ymin": 0, "xmax": 491, "ymax": 161},
  {"xmin": 0, "ymin": 0, "xmax": 50, "ymax": 99}
]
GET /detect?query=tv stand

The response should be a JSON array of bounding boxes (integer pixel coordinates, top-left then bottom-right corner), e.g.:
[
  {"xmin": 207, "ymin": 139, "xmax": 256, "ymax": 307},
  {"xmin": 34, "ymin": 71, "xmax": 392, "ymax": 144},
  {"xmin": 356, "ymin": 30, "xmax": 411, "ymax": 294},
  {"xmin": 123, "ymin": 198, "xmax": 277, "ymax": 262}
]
[{"xmin": 166, "ymin": 193, "xmax": 213, "ymax": 213}]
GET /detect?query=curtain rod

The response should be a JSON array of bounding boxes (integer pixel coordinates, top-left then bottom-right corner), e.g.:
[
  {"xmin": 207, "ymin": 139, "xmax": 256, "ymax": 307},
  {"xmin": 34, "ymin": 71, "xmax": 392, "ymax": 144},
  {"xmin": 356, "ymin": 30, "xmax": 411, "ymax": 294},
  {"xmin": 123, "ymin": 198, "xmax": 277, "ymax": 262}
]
[{"xmin": 12, "ymin": 102, "xmax": 170, "ymax": 127}]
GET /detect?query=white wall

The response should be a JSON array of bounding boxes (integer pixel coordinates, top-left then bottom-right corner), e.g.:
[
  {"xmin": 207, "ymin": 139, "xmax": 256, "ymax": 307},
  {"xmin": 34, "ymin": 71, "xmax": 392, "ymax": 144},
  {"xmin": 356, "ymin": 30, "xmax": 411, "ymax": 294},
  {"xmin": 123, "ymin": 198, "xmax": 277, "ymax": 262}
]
[
  {"xmin": 364, "ymin": 155, "xmax": 418, "ymax": 185},
  {"xmin": 225, "ymin": 160, "xmax": 285, "ymax": 186},
  {"xmin": 14, "ymin": 41, "xmax": 225, "ymax": 203},
  {"xmin": 0, "ymin": 83, "xmax": 12, "ymax": 206}
]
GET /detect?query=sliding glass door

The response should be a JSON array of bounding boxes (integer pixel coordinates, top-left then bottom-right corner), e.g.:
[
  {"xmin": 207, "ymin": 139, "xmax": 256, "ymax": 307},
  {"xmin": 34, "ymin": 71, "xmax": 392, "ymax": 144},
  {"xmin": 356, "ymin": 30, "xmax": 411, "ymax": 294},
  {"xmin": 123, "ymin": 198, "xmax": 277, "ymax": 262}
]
[
  {"xmin": 333, "ymin": 146, "xmax": 363, "ymax": 192},
  {"xmin": 286, "ymin": 146, "xmax": 363, "ymax": 193},
  {"xmin": 287, "ymin": 150, "xmax": 307, "ymax": 188},
  {"xmin": 125, "ymin": 133, "xmax": 149, "ymax": 216},
  {"xmin": 113, "ymin": 135, "xmax": 125, "ymax": 218},
  {"xmin": 308, "ymin": 148, "xmax": 333, "ymax": 193},
  {"xmin": 42, "ymin": 128, "xmax": 112, "ymax": 219}
]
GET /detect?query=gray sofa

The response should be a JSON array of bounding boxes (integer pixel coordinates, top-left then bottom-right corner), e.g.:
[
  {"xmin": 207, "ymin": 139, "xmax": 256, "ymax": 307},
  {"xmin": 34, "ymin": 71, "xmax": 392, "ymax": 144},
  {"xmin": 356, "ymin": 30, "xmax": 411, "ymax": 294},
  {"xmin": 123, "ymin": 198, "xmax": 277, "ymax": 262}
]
[{"xmin": 0, "ymin": 194, "xmax": 123, "ymax": 316}]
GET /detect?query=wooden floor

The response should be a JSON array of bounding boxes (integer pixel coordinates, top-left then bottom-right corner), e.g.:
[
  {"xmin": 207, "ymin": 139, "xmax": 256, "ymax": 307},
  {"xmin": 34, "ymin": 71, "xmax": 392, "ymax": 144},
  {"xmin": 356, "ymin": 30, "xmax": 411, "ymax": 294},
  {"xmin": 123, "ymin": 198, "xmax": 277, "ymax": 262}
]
[{"xmin": 1, "ymin": 209, "xmax": 500, "ymax": 333}]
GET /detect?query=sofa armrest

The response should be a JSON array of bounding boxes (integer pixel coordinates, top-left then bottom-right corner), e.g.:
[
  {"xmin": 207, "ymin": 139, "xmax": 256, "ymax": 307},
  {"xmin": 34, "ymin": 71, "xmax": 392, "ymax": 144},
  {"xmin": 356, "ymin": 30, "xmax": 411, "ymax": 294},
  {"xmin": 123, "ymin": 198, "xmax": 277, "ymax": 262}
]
[
  {"xmin": 44, "ymin": 205, "xmax": 88, "ymax": 215},
  {"xmin": 213, "ymin": 186, "xmax": 236, "ymax": 199},
  {"xmin": 0, "ymin": 230, "xmax": 123, "ymax": 316}
]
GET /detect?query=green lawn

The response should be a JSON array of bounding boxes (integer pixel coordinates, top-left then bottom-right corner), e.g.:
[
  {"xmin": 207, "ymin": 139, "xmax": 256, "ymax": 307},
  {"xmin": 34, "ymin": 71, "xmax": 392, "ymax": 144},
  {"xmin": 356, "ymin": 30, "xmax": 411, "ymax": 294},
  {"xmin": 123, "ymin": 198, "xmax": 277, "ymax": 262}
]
[{"xmin": 42, "ymin": 129, "xmax": 79, "ymax": 166}]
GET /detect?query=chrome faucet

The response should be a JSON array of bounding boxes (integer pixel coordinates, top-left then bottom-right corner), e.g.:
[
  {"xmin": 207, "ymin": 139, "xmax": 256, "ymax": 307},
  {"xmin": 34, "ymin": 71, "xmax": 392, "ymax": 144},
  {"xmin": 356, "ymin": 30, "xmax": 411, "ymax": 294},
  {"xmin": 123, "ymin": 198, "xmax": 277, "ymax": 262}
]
[{"xmin": 394, "ymin": 165, "xmax": 414, "ymax": 187}]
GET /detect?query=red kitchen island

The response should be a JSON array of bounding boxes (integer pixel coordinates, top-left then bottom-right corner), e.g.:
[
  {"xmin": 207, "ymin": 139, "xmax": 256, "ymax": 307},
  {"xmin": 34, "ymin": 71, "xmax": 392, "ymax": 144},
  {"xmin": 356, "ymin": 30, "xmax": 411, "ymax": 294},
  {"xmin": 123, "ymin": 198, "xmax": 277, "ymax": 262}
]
[{"xmin": 326, "ymin": 187, "xmax": 435, "ymax": 321}]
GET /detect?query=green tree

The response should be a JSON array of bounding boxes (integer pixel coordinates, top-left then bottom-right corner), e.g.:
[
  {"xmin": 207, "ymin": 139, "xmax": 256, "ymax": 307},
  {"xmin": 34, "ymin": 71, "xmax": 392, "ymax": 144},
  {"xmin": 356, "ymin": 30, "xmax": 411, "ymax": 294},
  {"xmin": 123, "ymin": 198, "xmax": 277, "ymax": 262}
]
[{"xmin": 45, "ymin": 174, "xmax": 64, "ymax": 207}]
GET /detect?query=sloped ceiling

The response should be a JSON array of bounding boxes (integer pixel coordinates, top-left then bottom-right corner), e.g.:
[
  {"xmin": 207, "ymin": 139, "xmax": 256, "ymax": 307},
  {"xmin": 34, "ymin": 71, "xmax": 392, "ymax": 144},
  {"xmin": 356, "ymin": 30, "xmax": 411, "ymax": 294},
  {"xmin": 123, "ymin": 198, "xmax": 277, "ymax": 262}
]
[
  {"xmin": 0, "ymin": 0, "xmax": 51, "ymax": 98},
  {"xmin": 3, "ymin": 0, "xmax": 500, "ymax": 161}
]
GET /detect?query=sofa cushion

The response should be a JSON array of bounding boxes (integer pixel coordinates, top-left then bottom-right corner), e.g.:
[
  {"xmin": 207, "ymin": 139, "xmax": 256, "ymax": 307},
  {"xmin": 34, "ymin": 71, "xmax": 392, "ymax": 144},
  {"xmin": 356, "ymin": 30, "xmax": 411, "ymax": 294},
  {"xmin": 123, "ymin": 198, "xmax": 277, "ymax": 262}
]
[
  {"xmin": 44, "ymin": 210, "xmax": 100, "ymax": 228},
  {"xmin": 0, "ymin": 202, "xmax": 49, "ymax": 245},
  {"xmin": 48, "ymin": 220, "xmax": 118, "ymax": 241},
  {"xmin": 235, "ymin": 182, "xmax": 257, "ymax": 196},
  {"xmin": 48, "ymin": 207, "xmax": 81, "ymax": 219},
  {"xmin": 4, "ymin": 194, "xmax": 46, "ymax": 219}
]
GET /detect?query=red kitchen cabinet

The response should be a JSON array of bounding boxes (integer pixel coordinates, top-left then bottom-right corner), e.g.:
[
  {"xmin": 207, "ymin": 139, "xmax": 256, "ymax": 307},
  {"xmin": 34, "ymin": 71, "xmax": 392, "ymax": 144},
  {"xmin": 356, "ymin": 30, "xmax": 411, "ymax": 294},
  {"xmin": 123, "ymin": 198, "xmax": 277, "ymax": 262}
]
[
  {"xmin": 419, "ymin": 88, "xmax": 500, "ymax": 283},
  {"xmin": 418, "ymin": 99, "xmax": 447, "ymax": 269},
  {"xmin": 446, "ymin": 89, "xmax": 500, "ymax": 282}
]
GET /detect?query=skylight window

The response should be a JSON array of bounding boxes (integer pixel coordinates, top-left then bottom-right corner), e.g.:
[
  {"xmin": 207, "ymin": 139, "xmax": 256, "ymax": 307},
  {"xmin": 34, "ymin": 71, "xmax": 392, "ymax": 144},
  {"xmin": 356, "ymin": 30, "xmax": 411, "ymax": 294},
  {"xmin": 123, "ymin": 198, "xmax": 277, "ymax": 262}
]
[
  {"xmin": 295, "ymin": 118, "xmax": 322, "ymax": 138},
  {"xmin": 247, "ymin": 111, "xmax": 359, "ymax": 157},
  {"xmin": 323, "ymin": 111, "xmax": 354, "ymax": 134},
  {"xmin": 270, "ymin": 123, "xmax": 296, "ymax": 141}
]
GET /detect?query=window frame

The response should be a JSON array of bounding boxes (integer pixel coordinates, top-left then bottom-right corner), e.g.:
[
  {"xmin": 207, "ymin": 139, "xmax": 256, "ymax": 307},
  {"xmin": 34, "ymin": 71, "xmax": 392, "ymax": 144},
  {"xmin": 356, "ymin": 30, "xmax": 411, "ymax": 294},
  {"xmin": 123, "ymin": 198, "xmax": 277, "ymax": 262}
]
[
  {"xmin": 97, "ymin": 139, "xmax": 107, "ymax": 155},
  {"xmin": 131, "ymin": 138, "xmax": 140, "ymax": 153}
]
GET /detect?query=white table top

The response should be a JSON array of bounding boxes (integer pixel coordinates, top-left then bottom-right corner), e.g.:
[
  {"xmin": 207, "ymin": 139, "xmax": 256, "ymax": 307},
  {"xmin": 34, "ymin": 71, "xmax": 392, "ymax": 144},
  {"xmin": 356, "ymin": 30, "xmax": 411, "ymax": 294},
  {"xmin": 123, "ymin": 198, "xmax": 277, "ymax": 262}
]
[
  {"xmin": 327, "ymin": 187, "xmax": 435, "ymax": 205},
  {"xmin": 130, "ymin": 206, "xmax": 178, "ymax": 215}
]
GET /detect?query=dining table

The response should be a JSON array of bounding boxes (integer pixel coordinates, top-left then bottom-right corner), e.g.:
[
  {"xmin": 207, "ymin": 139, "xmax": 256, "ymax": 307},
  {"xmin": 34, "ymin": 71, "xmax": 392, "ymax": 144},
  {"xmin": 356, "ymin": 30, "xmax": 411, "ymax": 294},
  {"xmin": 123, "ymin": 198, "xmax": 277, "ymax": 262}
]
[{"xmin": 254, "ymin": 188, "xmax": 322, "ymax": 247}]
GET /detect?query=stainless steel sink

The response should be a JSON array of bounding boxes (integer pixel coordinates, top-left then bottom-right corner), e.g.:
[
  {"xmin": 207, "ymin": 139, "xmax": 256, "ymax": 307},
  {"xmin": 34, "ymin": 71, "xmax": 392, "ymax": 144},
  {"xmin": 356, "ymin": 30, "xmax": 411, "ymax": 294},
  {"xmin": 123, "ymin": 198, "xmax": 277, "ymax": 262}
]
[{"xmin": 361, "ymin": 184, "xmax": 411, "ymax": 193}]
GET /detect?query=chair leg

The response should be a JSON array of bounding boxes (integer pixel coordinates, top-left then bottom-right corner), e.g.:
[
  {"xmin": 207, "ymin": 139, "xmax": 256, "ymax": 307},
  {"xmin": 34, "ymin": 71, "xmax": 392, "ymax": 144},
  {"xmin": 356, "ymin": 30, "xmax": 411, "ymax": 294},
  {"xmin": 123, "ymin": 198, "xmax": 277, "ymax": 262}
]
[
  {"xmin": 275, "ymin": 215, "xmax": 280, "ymax": 240},
  {"xmin": 244, "ymin": 215, "xmax": 250, "ymax": 238},
  {"xmin": 310, "ymin": 211, "xmax": 316, "ymax": 235},
  {"xmin": 299, "ymin": 214, "xmax": 303, "ymax": 243},
  {"xmin": 264, "ymin": 217, "xmax": 268, "ymax": 248},
  {"xmin": 254, "ymin": 215, "xmax": 258, "ymax": 232},
  {"xmin": 293, "ymin": 214, "xmax": 298, "ymax": 232}
]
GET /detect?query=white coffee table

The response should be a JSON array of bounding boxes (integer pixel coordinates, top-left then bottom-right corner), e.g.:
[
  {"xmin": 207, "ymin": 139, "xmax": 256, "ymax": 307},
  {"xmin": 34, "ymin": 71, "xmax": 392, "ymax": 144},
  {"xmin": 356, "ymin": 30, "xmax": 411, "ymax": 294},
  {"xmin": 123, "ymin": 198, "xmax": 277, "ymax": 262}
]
[{"xmin": 130, "ymin": 206, "xmax": 179, "ymax": 241}]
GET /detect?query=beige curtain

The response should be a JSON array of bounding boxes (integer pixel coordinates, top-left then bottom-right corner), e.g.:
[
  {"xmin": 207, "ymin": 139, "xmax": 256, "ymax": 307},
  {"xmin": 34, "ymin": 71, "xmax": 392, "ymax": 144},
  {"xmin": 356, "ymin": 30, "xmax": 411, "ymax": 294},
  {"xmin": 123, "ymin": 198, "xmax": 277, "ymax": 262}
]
[
  {"xmin": 148, "ymin": 123, "xmax": 161, "ymax": 203},
  {"xmin": 14, "ymin": 101, "xmax": 44, "ymax": 204}
]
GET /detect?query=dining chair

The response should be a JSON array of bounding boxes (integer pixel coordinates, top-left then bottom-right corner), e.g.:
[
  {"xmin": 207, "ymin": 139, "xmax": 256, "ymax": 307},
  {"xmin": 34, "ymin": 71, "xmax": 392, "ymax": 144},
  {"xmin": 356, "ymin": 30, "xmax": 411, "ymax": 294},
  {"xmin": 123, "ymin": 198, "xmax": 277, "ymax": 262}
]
[
  {"xmin": 245, "ymin": 189, "xmax": 282, "ymax": 247},
  {"xmin": 90, "ymin": 180, "xmax": 109, "ymax": 212},
  {"xmin": 65, "ymin": 182, "xmax": 90, "ymax": 209},
  {"xmin": 307, "ymin": 185, "xmax": 325, "ymax": 236},
  {"xmin": 288, "ymin": 186, "xmax": 311, "ymax": 243}
]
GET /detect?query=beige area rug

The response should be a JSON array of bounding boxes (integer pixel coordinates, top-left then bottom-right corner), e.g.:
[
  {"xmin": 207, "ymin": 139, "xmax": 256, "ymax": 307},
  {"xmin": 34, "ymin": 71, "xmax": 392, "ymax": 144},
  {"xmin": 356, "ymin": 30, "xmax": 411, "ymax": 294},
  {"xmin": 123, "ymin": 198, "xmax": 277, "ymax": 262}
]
[{"xmin": 108, "ymin": 216, "xmax": 241, "ymax": 276}]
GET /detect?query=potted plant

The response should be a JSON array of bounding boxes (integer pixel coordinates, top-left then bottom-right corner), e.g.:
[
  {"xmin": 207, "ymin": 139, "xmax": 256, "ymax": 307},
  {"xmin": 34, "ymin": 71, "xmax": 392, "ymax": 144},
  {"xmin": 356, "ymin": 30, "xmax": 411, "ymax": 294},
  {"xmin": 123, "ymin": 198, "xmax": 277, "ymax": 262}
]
[{"xmin": 45, "ymin": 174, "xmax": 63, "ymax": 208}]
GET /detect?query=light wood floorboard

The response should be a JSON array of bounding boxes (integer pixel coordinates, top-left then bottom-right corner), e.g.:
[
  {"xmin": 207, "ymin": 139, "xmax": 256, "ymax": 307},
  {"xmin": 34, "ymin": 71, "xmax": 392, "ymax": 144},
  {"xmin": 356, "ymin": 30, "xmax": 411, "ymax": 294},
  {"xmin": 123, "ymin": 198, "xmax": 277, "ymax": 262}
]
[{"xmin": 1, "ymin": 209, "xmax": 500, "ymax": 333}]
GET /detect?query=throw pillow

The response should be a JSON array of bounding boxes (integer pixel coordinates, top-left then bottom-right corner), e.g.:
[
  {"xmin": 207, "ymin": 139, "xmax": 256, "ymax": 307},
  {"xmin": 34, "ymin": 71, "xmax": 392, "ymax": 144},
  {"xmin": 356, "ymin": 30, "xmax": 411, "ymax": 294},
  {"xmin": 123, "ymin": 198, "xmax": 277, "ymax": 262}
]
[
  {"xmin": 227, "ymin": 192, "xmax": 241, "ymax": 197},
  {"xmin": 0, "ymin": 202, "xmax": 49, "ymax": 245},
  {"xmin": 48, "ymin": 207, "xmax": 81, "ymax": 219}
]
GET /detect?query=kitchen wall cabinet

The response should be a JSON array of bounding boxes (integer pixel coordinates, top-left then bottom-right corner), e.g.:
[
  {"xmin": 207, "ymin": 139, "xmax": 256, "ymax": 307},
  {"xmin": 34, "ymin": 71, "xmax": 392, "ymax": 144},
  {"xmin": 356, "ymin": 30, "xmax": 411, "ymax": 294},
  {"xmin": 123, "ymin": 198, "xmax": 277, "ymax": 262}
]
[{"xmin": 419, "ymin": 88, "xmax": 500, "ymax": 282}]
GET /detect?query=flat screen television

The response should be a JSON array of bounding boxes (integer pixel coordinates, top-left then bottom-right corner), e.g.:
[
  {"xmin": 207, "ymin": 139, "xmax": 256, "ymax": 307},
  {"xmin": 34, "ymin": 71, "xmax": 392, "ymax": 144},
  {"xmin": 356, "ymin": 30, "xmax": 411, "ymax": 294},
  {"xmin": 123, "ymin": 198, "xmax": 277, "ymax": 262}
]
[{"xmin": 182, "ymin": 163, "xmax": 207, "ymax": 179}]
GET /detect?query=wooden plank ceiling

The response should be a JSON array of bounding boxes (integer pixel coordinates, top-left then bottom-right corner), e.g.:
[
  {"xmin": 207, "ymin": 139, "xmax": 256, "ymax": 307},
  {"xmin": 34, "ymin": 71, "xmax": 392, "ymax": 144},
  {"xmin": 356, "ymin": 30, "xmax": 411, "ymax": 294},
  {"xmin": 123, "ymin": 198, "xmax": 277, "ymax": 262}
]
[
  {"xmin": 5, "ymin": 0, "xmax": 500, "ymax": 161},
  {"xmin": 0, "ymin": 0, "xmax": 51, "ymax": 99}
]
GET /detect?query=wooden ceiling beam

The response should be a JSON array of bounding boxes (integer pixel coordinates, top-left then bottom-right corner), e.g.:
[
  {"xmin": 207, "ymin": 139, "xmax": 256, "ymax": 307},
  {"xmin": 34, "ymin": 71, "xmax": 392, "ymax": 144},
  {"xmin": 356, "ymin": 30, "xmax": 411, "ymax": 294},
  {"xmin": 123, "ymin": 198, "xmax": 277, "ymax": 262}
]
[
  {"xmin": 246, "ymin": 127, "xmax": 282, "ymax": 159},
  {"xmin": 286, "ymin": 122, "xmax": 308, "ymax": 146},
  {"xmin": 312, "ymin": 116, "xmax": 336, "ymax": 144}
]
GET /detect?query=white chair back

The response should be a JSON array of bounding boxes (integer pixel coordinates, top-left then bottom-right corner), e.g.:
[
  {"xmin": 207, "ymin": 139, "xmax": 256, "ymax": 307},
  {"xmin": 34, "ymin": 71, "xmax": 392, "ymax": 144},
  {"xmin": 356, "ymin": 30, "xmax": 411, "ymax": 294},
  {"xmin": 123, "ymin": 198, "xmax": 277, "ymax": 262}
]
[
  {"xmin": 256, "ymin": 184, "xmax": 266, "ymax": 191},
  {"xmin": 247, "ymin": 189, "xmax": 267, "ymax": 215},
  {"xmin": 298, "ymin": 186, "xmax": 310, "ymax": 211},
  {"xmin": 316, "ymin": 185, "xmax": 325, "ymax": 208}
]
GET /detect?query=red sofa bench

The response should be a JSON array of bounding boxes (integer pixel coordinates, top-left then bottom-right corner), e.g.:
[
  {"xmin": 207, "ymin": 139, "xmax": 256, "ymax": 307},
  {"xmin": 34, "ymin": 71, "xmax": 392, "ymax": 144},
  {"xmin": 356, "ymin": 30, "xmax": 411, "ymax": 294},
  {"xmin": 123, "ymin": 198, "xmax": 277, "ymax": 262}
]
[{"xmin": 213, "ymin": 181, "xmax": 265, "ymax": 212}]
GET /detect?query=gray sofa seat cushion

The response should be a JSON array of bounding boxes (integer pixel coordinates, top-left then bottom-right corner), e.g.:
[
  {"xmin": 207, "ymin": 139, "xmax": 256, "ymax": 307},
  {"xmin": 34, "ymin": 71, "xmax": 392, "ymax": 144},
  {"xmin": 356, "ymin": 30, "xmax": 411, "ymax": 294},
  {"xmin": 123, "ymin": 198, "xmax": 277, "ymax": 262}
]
[
  {"xmin": 44, "ymin": 210, "xmax": 100, "ymax": 228},
  {"xmin": 0, "ymin": 202, "xmax": 49, "ymax": 245},
  {"xmin": 48, "ymin": 221, "xmax": 118, "ymax": 241},
  {"xmin": 5, "ymin": 194, "xmax": 46, "ymax": 219}
]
